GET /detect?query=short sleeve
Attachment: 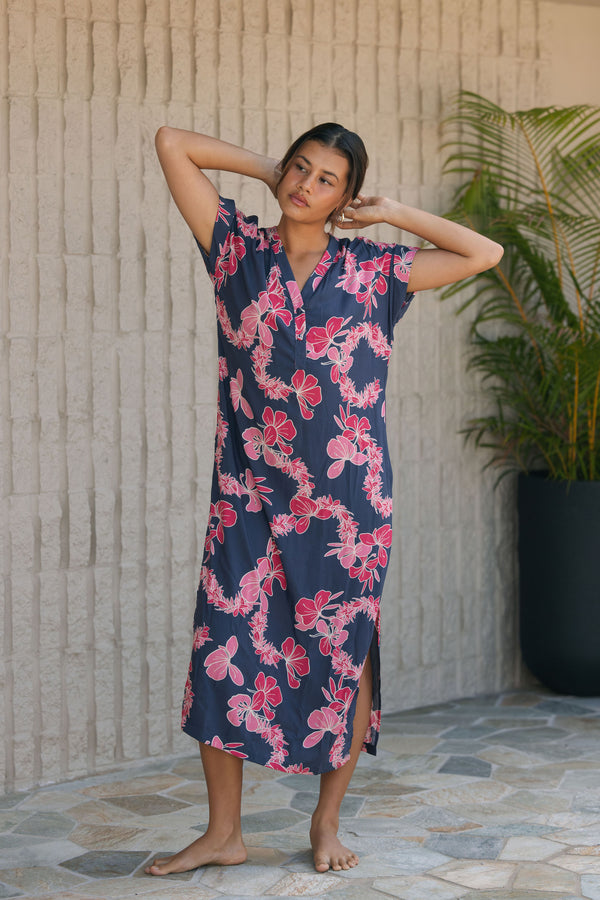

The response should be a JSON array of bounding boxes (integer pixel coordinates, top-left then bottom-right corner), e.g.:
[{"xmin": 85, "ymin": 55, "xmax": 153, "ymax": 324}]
[
  {"xmin": 195, "ymin": 196, "xmax": 239, "ymax": 281},
  {"xmin": 389, "ymin": 245, "xmax": 419, "ymax": 328}
]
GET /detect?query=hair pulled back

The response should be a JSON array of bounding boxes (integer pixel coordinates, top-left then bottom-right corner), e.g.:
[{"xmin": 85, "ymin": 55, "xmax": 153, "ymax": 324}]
[{"xmin": 277, "ymin": 122, "xmax": 369, "ymax": 220}]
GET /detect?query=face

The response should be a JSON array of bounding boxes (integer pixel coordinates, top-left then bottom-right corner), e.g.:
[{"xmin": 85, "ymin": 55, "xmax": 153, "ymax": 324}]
[{"xmin": 277, "ymin": 140, "xmax": 350, "ymax": 225}]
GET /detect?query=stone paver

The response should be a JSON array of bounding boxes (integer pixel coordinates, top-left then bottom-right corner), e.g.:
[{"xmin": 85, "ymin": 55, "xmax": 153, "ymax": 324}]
[{"xmin": 1, "ymin": 690, "xmax": 600, "ymax": 897}]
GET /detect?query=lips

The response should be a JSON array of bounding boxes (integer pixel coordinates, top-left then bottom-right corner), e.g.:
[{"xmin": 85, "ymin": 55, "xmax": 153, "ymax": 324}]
[{"xmin": 290, "ymin": 193, "xmax": 308, "ymax": 207}]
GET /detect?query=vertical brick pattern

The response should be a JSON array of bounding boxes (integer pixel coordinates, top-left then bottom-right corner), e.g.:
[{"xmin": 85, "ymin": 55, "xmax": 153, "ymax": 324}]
[{"xmin": 1, "ymin": 0, "xmax": 547, "ymax": 791}]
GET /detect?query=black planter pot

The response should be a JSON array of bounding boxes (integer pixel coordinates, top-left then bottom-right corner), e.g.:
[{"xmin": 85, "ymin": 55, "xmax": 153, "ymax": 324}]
[{"xmin": 518, "ymin": 472, "xmax": 600, "ymax": 695}]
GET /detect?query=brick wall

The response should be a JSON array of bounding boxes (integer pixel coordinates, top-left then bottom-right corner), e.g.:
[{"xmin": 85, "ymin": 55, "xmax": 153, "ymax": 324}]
[{"xmin": 1, "ymin": 0, "xmax": 551, "ymax": 791}]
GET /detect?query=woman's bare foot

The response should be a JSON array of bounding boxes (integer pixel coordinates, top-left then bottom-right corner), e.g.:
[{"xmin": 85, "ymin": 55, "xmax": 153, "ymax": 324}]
[
  {"xmin": 310, "ymin": 816, "xmax": 359, "ymax": 872},
  {"xmin": 144, "ymin": 829, "xmax": 247, "ymax": 876}
]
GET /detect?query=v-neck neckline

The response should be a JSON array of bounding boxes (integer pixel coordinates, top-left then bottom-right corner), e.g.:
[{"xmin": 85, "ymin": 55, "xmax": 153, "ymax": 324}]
[{"xmin": 275, "ymin": 232, "xmax": 338, "ymax": 300}]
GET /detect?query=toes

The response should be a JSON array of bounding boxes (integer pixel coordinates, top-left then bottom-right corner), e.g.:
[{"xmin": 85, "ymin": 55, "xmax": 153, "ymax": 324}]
[{"xmin": 314, "ymin": 857, "xmax": 330, "ymax": 873}]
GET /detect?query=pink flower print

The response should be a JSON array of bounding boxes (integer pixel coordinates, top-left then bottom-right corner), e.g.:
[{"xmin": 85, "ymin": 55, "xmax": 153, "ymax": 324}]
[
  {"xmin": 216, "ymin": 233, "xmax": 246, "ymax": 283},
  {"xmin": 212, "ymin": 500, "xmax": 237, "ymax": 544},
  {"xmin": 262, "ymin": 407, "xmax": 296, "ymax": 454},
  {"xmin": 290, "ymin": 496, "xmax": 332, "ymax": 534},
  {"xmin": 242, "ymin": 426, "xmax": 278, "ymax": 466},
  {"xmin": 326, "ymin": 435, "xmax": 368, "ymax": 479},
  {"xmin": 302, "ymin": 705, "xmax": 344, "ymax": 749},
  {"xmin": 335, "ymin": 253, "xmax": 371, "ymax": 296},
  {"xmin": 239, "ymin": 564, "xmax": 267, "ymax": 609},
  {"xmin": 394, "ymin": 247, "xmax": 417, "ymax": 282},
  {"xmin": 181, "ymin": 662, "xmax": 194, "ymax": 726},
  {"xmin": 264, "ymin": 289, "xmax": 292, "ymax": 332},
  {"xmin": 349, "ymin": 554, "xmax": 379, "ymax": 593},
  {"xmin": 218, "ymin": 356, "xmax": 228, "ymax": 380},
  {"xmin": 337, "ymin": 410, "xmax": 371, "ymax": 450},
  {"xmin": 205, "ymin": 500, "xmax": 237, "ymax": 553},
  {"xmin": 311, "ymin": 249, "xmax": 333, "ymax": 290},
  {"xmin": 227, "ymin": 693, "xmax": 253, "ymax": 728},
  {"xmin": 322, "ymin": 677, "xmax": 354, "ymax": 714},
  {"xmin": 261, "ymin": 545, "xmax": 286, "ymax": 596},
  {"xmin": 205, "ymin": 735, "xmax": 248, "ymax": 759},
  {"xmin": 295, "ymin": 589, "xmax": 342, "ymax": 631},
  {"xmin": 286, "ymin": 280, "xmax": 303, "ymax": 312},
  {"xmin": 359, "ymin": 252, "xmax": 391, "ymax": 296},
  {"xmin": 315, "ymin": 616, "xmax": 348, "ymax": 657},
  {"xmin": 356, "ymin": 524, "xmax": 393, "ymax": 567},
  {"xmin": 253, "ymin": 672, "xmax": 282, "ymax": 717},
  {"xmin": 324, "ymin": 540, "xmax": 357, "ymax": 570},
  {"xmin": 192, "ymin": 625, "xmax": 211, "ymax": 650},
  {"xmin": 204, "ymin": 635, "xmax": 244, "ymax": 685},
  {"xmin": 291, "ymin": 370, "xmax": 322, "ymax": 420},
  {"xmin": 240, "ymin": 294, "xmax": 272, "ymax": 345},
  {"xmin": 281, "ymin": 637, "xmax": 310, "ymax": 688},
  {"xmin": 240, "ymin": 468, "xmax": 273, "ymax": 512},
  {"xmin": 230, "ymin": 369, "xmax": 253, "ymax": 418},
  {"xmin": 327, "ymin": 346, "xmax": 352, "ymax": 385},
  {"xmin": 290, "ymin": 496, "xmax": 317, "ymax": 534},
  {"xmin": 306, "ymin": 316, "xmax": 348, "ymax": 360}
]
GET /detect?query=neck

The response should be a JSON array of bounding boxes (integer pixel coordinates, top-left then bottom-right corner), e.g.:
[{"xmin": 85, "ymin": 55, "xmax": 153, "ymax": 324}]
[{"xmin": 276, "ymin": 216, "xmax": 330, "ymax": 256}]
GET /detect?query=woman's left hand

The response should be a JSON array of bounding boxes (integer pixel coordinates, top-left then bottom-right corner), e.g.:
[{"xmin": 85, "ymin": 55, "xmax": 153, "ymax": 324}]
[{"xmin": 336, "ymin": 193, "xmax": 389, "ymax": 229}]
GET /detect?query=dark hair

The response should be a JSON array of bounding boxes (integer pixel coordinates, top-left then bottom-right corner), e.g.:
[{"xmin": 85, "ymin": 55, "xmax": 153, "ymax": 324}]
[{"xmin": 277, "ymin": 122, "xmax": 369, "ymax": 221}]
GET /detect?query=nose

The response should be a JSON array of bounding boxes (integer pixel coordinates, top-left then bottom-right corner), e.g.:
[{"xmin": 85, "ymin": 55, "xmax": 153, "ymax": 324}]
[{"xmin": 298, "ymin": 173, "xmax": 314, "ymax": 193}]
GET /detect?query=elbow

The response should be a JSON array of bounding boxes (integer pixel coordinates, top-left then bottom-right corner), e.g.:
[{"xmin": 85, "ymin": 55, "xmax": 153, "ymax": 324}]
[
  {"xmin": 155, "ymin": 125, "xmax": 174, "ymax": 152},
  {"xmin": 480, "ymin": 239, "xmax": 504, "ymax": 272}
]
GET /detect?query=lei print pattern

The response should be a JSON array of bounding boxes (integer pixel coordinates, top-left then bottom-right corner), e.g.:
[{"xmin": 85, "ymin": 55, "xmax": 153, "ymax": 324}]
[{"xmin": 182, "ymin": 196, "xmax": 417, "ymax": 773}]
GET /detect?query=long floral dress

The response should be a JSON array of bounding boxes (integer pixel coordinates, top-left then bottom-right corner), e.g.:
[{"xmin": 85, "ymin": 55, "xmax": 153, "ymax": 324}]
[{"xmin": 181, "ymin": 196, "xmax": 417, "ymax": 773}]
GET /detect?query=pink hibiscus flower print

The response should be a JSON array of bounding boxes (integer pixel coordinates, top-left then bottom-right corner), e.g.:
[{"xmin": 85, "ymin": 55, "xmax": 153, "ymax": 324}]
[
  {"xmin": 394, "ymin": 247, "xmax": 417, "ymax": 282},
  {"xmin": 356, "ymin": 524, "xmax": 393, "ymax": 567},
  {"xmin": 326, "ymin": 435, "xmax": 368, "ymax": 479},
  {"xmin": 290, "ymin": 496, "xmax": 332, "ymax": 534},
  {"xmin": 291, "ymin": 369, "xmax": 322, "ymax": 420},
  {"xmin": 204, "ymin": 635, "xmax": 244, "ymax": 685},
  {"xmin": 205, "ymin": 500, "xmax": 237, "ymax": 553},
  {"xmin": 252, "ymin": 672, "xmax": 282, "ymax": 717},
  {"xmin": 230, "ymin": 369, "xmax": 253, "ymax": 418},
  {"xmin": 240, "ymin": 468, "xmax": 273, "ymax": 512},
  {"xmin": 240, "ymin": 294, "xmax": 272, "ymax": 345},
  {"xmin": 306, "ymin": 316, "xmax": 349, "ymax": 360},
  {"xmin": 281, "ymin": 637, "xmax": 310, "ymax": 688},
  {"xmin": 241, "ymin": 426, "xmax": 278, "ymax": 467},
  {"xmin": 302, "ymin": 705, "xmax": 344, "ymax": 749},
  {"xmin": 205, "ymin": 735, "xmax": 248, "ymax": 758},
  {"xmin": 262, "ymin": 407, "xmax": 297, "ymax": 454},
  {"xmin": 295, "ymin": 589, "xmax": 342, "ymax": 631},
  {"xmin": 322, "ymin": 676, "xmax": 355, "ymax": 714}
]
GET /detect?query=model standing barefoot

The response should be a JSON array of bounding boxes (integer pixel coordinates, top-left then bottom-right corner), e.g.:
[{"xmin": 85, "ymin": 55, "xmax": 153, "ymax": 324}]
[{"xmin": 145, "ymin": 122, "xmax": 503, "ymax": 876}]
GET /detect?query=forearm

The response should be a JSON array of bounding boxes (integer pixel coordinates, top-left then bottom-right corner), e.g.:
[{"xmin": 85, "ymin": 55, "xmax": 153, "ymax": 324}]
[
  {"xmin": 380, "ymin": 198, "xmax": 501, "ymax": 262},
  {"xmin": 155, "ymin": 127, "xmax": 277, "ymax": 187}
]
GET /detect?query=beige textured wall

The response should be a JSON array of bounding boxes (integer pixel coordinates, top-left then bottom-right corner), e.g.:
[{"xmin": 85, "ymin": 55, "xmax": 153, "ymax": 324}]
[{"xmin": 1, "ymin": 0, "xmax": 560, "ymax": 791}]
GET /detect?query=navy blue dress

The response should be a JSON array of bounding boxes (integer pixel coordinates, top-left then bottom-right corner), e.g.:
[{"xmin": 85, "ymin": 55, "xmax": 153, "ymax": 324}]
[{"xmin": 181, "ymin": 197, "xmax": 417, "ymax": 773}]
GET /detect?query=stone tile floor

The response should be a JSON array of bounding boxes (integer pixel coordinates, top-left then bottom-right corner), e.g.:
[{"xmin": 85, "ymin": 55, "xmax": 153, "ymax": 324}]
[{"xmin": 2, "ymin": 689, "xmax": 600, "ymax": 899}]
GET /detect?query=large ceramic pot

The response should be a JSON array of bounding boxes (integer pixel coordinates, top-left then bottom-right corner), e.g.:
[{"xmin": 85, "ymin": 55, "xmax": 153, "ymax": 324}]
[{"xmin": 518, "ymin": 472, "xmax": 600, "ymax": 695}]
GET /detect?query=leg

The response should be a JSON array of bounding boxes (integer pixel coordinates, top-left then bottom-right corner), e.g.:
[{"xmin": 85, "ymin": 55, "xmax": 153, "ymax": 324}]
[
  {"xmin": 310, "ymin": 653, "xmax": 373, "ymax": 872},
  {"xmin": 145, "ymin": 743, "xmax": 247, "ymax": 875}
]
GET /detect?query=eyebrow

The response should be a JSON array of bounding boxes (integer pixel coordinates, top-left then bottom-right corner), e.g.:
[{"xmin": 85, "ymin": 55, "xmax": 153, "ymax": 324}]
[{"xmin": 296, "ymin": 154, "xmax": 340, "ymax": 182}]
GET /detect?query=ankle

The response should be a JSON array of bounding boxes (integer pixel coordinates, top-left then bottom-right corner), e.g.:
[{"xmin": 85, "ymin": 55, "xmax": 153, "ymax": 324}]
[
  {"xmin": 311, "ymin": 809, "xmax": 339, "ymax": 832},
  {"xmin": 206, "ymin": 820, "xmax": 243, "ymax": 842}
]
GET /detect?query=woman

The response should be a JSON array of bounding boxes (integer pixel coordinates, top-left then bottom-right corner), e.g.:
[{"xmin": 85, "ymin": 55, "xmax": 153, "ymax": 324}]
[{"xmin": 146, "ymin": 122, "xmax": 503, "ymax": 876}]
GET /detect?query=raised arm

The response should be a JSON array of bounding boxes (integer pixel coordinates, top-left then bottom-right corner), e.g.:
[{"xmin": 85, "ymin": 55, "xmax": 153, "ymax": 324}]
[
  {"xmin": 338, "ymin": 195, "xmax": 504, "ymax": 292},
  {"xmin": 154, "ymin": 128, "xmax": 279, "ymax": 253}
]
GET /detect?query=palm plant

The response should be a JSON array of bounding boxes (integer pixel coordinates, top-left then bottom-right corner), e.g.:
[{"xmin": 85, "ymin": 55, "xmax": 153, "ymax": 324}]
[{"xmin": 443, "ymin": 92, "xmax": 600, "ymax": 481}]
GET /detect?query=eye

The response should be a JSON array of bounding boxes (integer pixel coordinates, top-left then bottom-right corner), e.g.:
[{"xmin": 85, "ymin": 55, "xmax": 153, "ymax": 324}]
[
  {"xmin": 319, "ymin": 177, "xmax": 333, "ymax": 186},
  {"xmin": 295, "ymin": 163, "xmax": 307, "ymax": 173}
]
